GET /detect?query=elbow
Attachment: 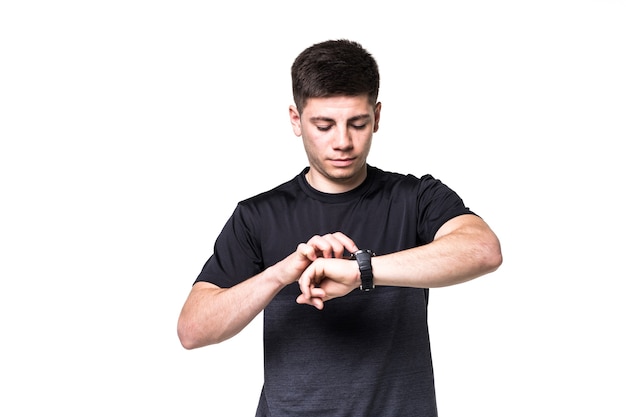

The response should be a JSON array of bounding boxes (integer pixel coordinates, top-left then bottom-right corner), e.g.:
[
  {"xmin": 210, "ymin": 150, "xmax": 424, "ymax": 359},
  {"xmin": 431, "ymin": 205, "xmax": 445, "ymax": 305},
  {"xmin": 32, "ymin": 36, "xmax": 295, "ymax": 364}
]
[
  {"xmin": 483, "ymin": 234, "xmax": 503, "ymax": 274},
  {"xmin": 177, "ymin": 320, "xmax": 199, "ymax": 350},
  {"xmin": 178, "ymin": 335, "xmax": 197, "ymax": 351},
  {"xmin": 178, "ymin": 314, "xmax": 228, "ymax": 349},
  {"xmin": 177, "ymin": 317, "xmax": 213, "ymax": 350},
  {"xmin": 485, "ymin": 250, "xmax": 503, "ymax": 274}
]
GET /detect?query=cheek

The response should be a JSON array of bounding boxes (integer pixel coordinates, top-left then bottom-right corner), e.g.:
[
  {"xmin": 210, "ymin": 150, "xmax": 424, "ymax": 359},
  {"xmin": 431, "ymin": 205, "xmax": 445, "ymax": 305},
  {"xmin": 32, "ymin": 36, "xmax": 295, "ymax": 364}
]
[
  {"xmin": 301, "ymin": 136, "xmax": 318, "ymax": 154},
  {"xmin": 301, "ymin": 133, "xmax": 326, "ymax": 158},
  {"xmin": 301, "ymin": 127, "xmax": 324, "ymax": 147}
]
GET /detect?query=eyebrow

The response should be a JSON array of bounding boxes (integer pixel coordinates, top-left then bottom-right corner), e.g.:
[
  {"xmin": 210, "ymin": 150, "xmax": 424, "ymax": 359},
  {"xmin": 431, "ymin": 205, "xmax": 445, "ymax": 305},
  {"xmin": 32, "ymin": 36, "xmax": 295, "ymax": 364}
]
[{"xmin": 309, "ymin": 114, "xmax": 372, "ymax": 124}]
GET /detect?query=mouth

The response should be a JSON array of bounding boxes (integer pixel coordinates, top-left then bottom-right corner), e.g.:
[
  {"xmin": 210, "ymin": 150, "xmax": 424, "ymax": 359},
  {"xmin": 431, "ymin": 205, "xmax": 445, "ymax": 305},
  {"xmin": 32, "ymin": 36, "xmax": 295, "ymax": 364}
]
[{"xmin": 329, "ymin": 158, "xmax": 355, "ymax": 167}]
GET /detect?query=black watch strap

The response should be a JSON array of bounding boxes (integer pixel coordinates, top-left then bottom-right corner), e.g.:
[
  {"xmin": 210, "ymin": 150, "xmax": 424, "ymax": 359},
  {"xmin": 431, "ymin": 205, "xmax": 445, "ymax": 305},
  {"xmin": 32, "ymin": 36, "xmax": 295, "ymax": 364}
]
[{"xmin": 351, "ymin": 249, "xmax": 375, "ymax": 291}]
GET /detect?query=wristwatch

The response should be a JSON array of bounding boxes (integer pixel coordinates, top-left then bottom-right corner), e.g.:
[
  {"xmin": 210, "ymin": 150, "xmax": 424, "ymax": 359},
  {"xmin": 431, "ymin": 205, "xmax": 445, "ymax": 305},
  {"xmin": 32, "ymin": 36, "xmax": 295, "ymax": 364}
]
[{"xmin": 350, "ymin": 249, "xmax": 376, "ymax": 292}]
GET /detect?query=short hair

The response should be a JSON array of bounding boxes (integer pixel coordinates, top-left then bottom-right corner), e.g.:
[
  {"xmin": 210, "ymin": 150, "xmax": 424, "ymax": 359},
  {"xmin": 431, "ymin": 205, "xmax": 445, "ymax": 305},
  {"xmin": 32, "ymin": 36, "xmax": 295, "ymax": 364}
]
[{"xmin": 291, "ymin": 39, "xmax": 380, "ymax": 113}]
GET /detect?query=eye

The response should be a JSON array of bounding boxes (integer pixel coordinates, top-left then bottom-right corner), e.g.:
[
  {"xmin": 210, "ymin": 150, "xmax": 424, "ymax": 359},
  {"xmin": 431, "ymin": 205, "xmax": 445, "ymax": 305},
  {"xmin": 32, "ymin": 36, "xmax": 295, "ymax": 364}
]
[
  {"xmin": 351, "ymin": 124, "xmax": 367, "ymax": 130},
  {"xmin": 316, "ymin": 125, "xmax": 332, "ymax": 132}
]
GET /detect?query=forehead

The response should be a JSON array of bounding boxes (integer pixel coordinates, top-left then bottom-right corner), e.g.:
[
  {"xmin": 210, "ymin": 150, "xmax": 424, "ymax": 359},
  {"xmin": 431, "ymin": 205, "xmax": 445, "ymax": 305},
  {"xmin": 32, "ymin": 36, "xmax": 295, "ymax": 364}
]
[{"xmin": 302, "ymin": 95, "xmax": 373, "ymax": 119}]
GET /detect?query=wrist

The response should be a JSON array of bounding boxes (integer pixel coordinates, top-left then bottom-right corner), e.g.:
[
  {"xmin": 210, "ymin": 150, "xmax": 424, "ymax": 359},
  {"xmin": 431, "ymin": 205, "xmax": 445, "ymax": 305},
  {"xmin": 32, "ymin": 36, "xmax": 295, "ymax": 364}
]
[{"xmin": 263, "ymin": 262, "xmax": 293, "ymax": 289}]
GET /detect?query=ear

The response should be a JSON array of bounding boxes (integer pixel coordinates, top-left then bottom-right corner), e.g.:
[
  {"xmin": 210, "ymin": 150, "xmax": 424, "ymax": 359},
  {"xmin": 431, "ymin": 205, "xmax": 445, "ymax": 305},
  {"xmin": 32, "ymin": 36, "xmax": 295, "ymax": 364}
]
[
  {"xmin": 373, "ymin": 102, "xmax": 382, "ymax": 133},
  {"xmin": 289, "ymin": 105, "xmax": 302, "ymax": 137}
]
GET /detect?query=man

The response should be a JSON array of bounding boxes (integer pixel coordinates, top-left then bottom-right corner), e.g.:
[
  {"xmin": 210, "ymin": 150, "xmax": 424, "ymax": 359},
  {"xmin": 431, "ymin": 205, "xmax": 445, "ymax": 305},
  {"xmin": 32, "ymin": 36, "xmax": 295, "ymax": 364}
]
[{"xmin": 178, "ymin": 39, "xmax": 502, "ymax": 416}]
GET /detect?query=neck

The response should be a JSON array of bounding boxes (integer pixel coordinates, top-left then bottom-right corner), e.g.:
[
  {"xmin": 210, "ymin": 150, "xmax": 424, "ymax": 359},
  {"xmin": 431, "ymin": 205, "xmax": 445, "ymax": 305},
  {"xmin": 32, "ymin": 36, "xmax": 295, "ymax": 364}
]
[{"xmin": 305, "ymin": 166, "xmax": 367, "ymax": 193}]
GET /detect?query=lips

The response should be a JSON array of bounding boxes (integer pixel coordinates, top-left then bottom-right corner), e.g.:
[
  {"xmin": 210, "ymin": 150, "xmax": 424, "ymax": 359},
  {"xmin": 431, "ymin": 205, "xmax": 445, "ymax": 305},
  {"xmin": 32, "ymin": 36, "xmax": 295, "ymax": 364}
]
[{"xmin": 329, "ymin": 158, "xmax": 355, "ymax": 167}]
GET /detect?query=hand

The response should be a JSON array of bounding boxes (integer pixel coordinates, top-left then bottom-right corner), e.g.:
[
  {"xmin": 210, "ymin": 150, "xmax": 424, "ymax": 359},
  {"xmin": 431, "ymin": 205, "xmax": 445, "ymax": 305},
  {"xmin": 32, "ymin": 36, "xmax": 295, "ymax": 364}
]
[
  {"xmin": 296, "ymin": 257, "xmax": 360, "ymax": 310},
  {"xmin": 303, "ymin": 232, "xmax": 359, "ymax": 260},
  {"xmin": 275, "ymin": 232, "xmax": 358, "ymax": 287}
]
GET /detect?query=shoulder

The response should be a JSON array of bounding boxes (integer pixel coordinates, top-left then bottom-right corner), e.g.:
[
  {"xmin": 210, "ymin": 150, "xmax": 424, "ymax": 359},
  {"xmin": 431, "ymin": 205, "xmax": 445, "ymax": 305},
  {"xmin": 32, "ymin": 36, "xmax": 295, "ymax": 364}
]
[
  {"xmin": 369, "ymin": 166, "xmax": 469, "ymax": 213},
  {"xmin": 368, "ymin": 165, "xmax": 444, "ymax": 193},
  {"xmin": 233, "ymin": 170, "xmax": 307, "ymax": 222}
]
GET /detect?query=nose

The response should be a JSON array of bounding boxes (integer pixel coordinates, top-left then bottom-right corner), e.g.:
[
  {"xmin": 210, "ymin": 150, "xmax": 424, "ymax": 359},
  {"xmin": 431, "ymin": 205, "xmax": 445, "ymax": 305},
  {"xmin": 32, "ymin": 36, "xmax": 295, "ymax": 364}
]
[{"xmin": 332, "ymin": 125, "xmax": 352, "ymax": 150}]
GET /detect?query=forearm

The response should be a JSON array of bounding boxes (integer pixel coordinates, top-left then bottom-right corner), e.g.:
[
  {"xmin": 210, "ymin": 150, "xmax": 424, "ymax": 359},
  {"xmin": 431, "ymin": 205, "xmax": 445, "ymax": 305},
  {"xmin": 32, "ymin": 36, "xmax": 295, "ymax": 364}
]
[
  {"xmin": 373, "ymin": 216, "xmax": 502, "ymax": 288},
  {"xmin": 177, "ymin": 267, "xmax": 285, "ymax": 349},
  {"xmin": 178, "ymin": 234, "xmax": 358, "ymax": 347}
]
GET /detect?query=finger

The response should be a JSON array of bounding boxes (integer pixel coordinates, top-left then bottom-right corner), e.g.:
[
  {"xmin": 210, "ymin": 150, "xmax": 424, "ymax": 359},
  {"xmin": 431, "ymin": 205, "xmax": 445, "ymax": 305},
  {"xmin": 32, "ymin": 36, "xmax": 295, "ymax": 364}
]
[
  {"xmin": 306, "ymin": 235, "xmax": 334, "ymax": 258},
  {"xmin": 296, "ymin": 288, "xmax": 325, "ymax": 303},
  {"xmin": 322, "ymin": 233, "xmax": 346, "ymax": 259},
  {"xmin": 330, "ymin": 232, "xmax": 359, "ymax": 254},
  {"xmin": 311, "ymin": 297, "xmax": 324, "ymax": 310},
  {"xmin": 319, "ymin": 232, "xmax": 359, "ymax": 258},
  {"xmin": 298, "ymin": 275, "xmax": 312, "ymax": 299},
  {"xmin": 308, "ymin": 234, "xmax": 350, "ymax": 259},
  {"xmin": 296, "ymin": 294, "xmax": 325, "ymax": 310},
  {"xmin": 298, "ymin": 261, "xmax": 322, "ymax": 299},
  {"xmin": 296, "ymin": 242, "xmax": 317, "ymax": 262},
  {"xmin": 309, "ymin": 287, "xmax": 326, "ymax": 298}
]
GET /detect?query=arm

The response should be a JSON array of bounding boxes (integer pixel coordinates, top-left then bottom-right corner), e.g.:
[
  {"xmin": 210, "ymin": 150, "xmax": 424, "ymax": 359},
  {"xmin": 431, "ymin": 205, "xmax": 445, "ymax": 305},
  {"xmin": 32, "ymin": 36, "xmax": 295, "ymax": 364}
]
[
  {"xmin": 297, "ymin": 214, "xmax": 502, "ymax": 308},
  {"xmin": 177, "ymin": 233, "xmax": 358, "ymax": 349},
  {"xmin": 177, "ymin": 270, "xmax": 283, "ymax": 350},
  {"xmin": 374, "ymin": 213, "xmax": 502, "ymax": 287}
]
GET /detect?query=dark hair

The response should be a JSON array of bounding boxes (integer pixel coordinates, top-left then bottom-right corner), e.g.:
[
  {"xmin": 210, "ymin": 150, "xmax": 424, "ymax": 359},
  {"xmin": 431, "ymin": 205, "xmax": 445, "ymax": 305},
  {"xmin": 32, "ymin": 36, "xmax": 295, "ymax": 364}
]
[{"xmin": 291, "ymin": 39, "xmax": 380, "ymax": 113}]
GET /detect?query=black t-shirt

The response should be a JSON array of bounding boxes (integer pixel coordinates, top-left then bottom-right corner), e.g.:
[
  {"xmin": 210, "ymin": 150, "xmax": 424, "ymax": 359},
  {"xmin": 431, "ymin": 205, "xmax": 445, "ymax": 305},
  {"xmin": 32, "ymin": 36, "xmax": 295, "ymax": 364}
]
[{"xmin": 196, "ymin": 165, "xmax": 474, "ymax": 417}]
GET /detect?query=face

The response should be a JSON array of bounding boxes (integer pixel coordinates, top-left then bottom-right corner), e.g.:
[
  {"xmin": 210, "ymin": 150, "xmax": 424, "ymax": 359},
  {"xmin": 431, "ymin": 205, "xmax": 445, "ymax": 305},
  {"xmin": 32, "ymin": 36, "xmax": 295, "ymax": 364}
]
[{"xmin": 289, "ymin": 95, "xmax": 381, "ymax": 193}]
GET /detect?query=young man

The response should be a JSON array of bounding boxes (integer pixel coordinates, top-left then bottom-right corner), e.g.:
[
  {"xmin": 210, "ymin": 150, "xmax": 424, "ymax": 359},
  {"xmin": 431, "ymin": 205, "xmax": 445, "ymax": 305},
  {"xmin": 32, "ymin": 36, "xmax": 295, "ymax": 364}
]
[{"xmin": 178, "ymin": 39, "xmax": 502, "ymax": 416}]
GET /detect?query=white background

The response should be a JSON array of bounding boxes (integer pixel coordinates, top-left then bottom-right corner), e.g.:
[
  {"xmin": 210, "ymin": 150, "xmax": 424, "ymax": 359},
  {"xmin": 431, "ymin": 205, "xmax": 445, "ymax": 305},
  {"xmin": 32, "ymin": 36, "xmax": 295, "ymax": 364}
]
[{"xmin": 1, "ymin": 1, "xmax": 624, "ymax": 415}]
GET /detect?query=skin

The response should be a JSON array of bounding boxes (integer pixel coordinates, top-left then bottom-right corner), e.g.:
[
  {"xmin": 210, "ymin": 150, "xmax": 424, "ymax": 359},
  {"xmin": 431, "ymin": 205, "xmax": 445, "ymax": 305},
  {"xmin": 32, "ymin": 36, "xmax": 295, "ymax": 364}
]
[
  {"xmin": 177, "ymin": 95, "xmax": 502, "ymax": 349},
  {"xmin": 289, "ymin": 95, "xmax": 380, "ymax": 194}
]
